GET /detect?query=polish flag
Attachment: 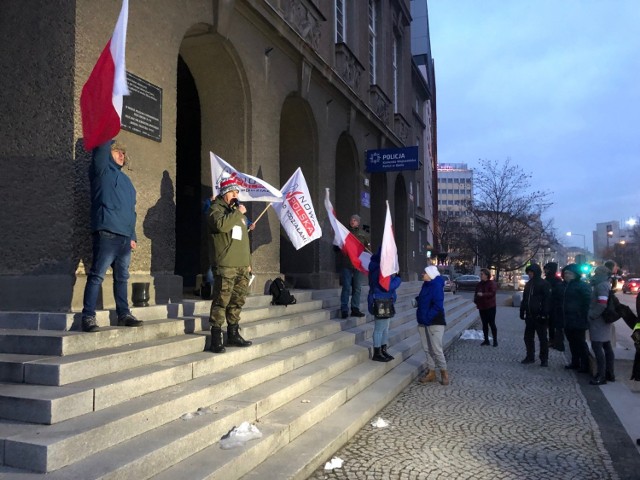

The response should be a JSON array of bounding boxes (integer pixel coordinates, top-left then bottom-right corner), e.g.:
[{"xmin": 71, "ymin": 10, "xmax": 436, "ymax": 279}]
[
  {"xmin": 324, "ymin": 188, "xmax": 371, "ymax": 273},
  {"xmin": 80, "ymin": 0, "xmax": 130, "ymax": 151},
  {"xmin": 210, "ymin": 153, "xmax": 283, "ymax": 202},
  {"xmin": 379, "ymin": 201, "xmax": 399, "ymax": 290}
]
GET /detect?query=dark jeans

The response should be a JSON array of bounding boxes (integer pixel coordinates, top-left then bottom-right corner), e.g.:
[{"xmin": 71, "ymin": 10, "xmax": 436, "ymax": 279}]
[
  {"xmin": 524, "ymin": 316, "xmax": 548, "ymax": 361},
  {"xmin": 591, "ymin": 340, "xmax": 614, "ymax": 380},
  {"xmin": 82, "ymin": 230, "xmax": 132, "ymax": 318},
  {"xmin": 340, "ymin": 267, "xmax": 363, "ymax": 313},
  {"xmin": 479, "ymin": 307, "xmax": 497, "ymax": 341},
  {"xmin": 565, "ymin": 328, "xmax": 590, "ymax": 370}
]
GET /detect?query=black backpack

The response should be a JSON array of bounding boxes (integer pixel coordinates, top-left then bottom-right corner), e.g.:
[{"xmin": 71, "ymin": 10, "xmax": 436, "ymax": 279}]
[
  {"xmin": 269, "ymin": 278, "xmax": 296, "ymax": 306},
  {"xmin": 602, "ymin": 291, "xmax": 622, "ymax": 324}
]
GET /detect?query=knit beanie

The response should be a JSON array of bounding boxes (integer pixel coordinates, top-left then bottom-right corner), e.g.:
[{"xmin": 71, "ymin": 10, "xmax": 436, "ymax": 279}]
[
  {"xmin": 425, "ymin": 266, "xmax": 440, "ymax": 279},
  {"xmin": 219, "ymin": 178, "xmax": 240, "ymax": 196}
]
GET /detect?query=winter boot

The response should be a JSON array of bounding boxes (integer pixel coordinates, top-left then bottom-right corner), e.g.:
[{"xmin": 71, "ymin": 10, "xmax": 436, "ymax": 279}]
[
  {"xmin": 440, "ymin": 370, "xmax": 450, "ymax": 386},
  {"xmin": 372, "ymin": 347, "xmax": 388, "ymax": 362},
  {"xmin": 227, "ymin": 324, "xmax": 252, "ymax": 347},
  {"xmin": 419, "ymin": 369, "xmax": 436, "ymax": 384},
  {"xmin": 210, "ymin": 326, "xmax": 226, "ymax": 353},
  {"xmin": 381, "ymin": 344, "xmax": 394, "ymax": 361}
]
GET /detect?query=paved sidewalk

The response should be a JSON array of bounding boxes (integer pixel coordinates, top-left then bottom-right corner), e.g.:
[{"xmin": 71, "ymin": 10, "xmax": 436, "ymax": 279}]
[{"xmin": 308, "ymin": 294, "xmax": 640, "ymax": 480}]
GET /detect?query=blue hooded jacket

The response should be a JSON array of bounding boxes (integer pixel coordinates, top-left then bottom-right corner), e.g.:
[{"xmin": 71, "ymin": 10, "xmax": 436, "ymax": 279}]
[
  {"xmin": 416, "ymin": 275, "xmax": 446, "ymax": 326},
  {"xmin": 89, "ymin": 141, "xmax": 137, "ymax": 240},
  {"xmin": 367, "ymin": 251, "xmax": 402, "ymax": 314}
]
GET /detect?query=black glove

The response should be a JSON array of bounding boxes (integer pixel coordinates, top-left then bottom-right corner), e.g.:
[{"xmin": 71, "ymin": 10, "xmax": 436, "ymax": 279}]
[{"xmin": 520, "ymin": 312, "xmax": 525, "ymax": 320}]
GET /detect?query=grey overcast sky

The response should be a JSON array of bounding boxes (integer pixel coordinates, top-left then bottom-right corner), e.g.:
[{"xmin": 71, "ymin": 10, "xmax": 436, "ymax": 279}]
[{"xmin": 427, "ymin": 0, "xmax": 640, "ymax": 252}]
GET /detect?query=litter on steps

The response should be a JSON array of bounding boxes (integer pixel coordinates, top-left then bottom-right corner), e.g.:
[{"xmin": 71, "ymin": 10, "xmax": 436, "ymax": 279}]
[
  {"xmin": 324, "ymin": 457, "xmax": 344, "ymax": 470},
  {"xmin": 219, "ymin": 421, "xmax": 263, "ymax": 449},
  {"xmin": 370, "ymin": 416, "xmax": 389, "ymax": 428}
]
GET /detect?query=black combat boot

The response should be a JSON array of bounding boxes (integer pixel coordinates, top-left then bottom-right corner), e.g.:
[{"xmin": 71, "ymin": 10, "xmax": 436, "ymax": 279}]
[
  {"xmin": 380, "ymin": 344, "xmax": 394, "ymax": 361},
  {"xmin": 372, "ymin": 347, "xmax": 389, "ymax": 362},
  {"xmin": 210, "ymin": 326, "xmax": 226, "ymax": 353},
  {"xmin": 227, "ymin": 324, "xmax": 252, "ymax": 347}
]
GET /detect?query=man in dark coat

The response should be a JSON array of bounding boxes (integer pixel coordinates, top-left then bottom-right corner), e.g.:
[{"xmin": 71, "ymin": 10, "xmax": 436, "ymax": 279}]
[
  {"xmin": 544, "ymin": 262, "xmax": 564, "ymax": 350},
  {"xmin": 557, "ymin": 264, "xmax": 592, "ymax": 373},
  {"xmin": 520, "ymin": 263, "xmax": 552, "ymax": 366}
]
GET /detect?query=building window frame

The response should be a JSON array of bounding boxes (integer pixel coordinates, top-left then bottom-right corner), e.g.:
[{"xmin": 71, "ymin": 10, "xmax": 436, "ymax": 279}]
[
  {"xmin": 335, "ymin": 0, "xmax": 346, "ymax": 43},
  {"xmin": 368, "ymin": 0, "xmax": 377, "ymax": 84}
]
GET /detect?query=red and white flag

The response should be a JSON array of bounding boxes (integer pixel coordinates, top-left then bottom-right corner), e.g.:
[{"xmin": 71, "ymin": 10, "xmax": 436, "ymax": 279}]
[
  {"xmin": 80, "ymin": 0, "xmax": 130, "ymax": 151},
  {"xmin": 379, "ymin": 200, "xmax": 399, "ymax": 290},
  {"xmin": 210, "ymin": 152, "xmax": 283, "ymax": 202},
  {"xmin": 273, "ymin": 168, "xmax": 322, "ymax": 250},
  {"xmin": 324, "ymin": 188, "xmax": 370, "ymax": 273}
]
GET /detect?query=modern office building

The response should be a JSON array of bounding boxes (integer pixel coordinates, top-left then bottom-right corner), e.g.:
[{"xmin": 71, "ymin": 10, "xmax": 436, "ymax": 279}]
[{"xmin": 436, "ymin": 163, "xmax": 473, "ymax": 216}]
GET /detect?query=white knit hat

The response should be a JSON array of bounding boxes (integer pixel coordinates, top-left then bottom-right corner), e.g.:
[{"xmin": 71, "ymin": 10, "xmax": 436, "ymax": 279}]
[{"xmin": 424, "ymin": 266, "xmax": 440, "ymax": 279}]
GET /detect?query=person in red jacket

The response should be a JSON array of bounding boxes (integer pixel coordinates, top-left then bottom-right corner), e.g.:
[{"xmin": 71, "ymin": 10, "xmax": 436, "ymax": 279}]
[{"xmin": 474, "ymin": 269, "xmax": 498, "ymax": 347}]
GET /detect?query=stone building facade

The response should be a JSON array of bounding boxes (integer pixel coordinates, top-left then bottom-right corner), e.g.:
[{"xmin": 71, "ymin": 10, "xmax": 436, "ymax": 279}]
[{"xmin": 0, "ymin": 0, "xmax": 436, "ymax": 311}]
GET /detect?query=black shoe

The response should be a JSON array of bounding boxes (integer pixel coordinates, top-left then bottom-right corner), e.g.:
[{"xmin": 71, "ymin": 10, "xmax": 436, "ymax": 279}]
[
  {"xmin": 351, "ymin": 309, "xmax": 365, "ymax": 318},
  {"xmin": 606, "ymin": 373, "xmax": 616, "ymax": 382},
  {"xmin": 564, "ymin": 364, "xmax": 579, "ymax": 370},
  {"xmin": 521, "ymin": 358, "xmax": 535, "ymax": 364},
  {"xmin": 117, "ymin": 313, "xmax": 143, "ymax": 327},
  {"xmin": 493, "ymin": 340, "xmax": 498, "ymax": 347},
  {"xmin": 341, "ymin": 311, "xmax": 349, "ymax": 319},
  {"xmin": 82, "ymin": 316, "xmax": 99, "ymax": 332},
  {"xmin": 540, "ymin": 360, "xmax": 548, "ymax": 367},
  {"xmin": 372, "ymin": 347, "xmax": 390, "ymax": 362},
  {"xmin": 381, "ymin": 345, "xmax": 394, "ymax": 361},
  {"xmin": 577, "ymin": 368, "xmax": 591, "ymax": 374},
  {"xmin": 555, "ymin": 346, "xmax": 565, "ymax": 352},
  {"xmin": 227, "ymin": 324, "xmax": 252, "ymax": 347},
  {"xmin": 480, "ymin": 340, "xmax": 490, "ymax": 346},
  {"xmin": 210, "ymin": 326, "xmax": 226, "ymax": 353},
  {"xmin": 589, "ymin": 378, "xmax": 607, "ymax": 386}
]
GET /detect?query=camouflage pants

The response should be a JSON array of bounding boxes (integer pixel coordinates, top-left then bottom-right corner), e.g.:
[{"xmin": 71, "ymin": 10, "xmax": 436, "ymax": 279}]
[{"xmin": 209, "ymin": 266, "xmax": 250, "ymax": 327}]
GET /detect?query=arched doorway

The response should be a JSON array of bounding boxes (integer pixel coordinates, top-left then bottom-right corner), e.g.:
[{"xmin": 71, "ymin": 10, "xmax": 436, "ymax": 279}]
[
  {"xmin": 175, "ymin": 55, "xmax": 202, "ymax": 289},
  {"xmin": 394, "ymin": 174, "xmax": 408, "ymax": 277},
  {"xmin": 176, "ymin": 25, "xmax": 250, "ymax": 291},
  {"xmin": 334, "ymin": 133, "xmax": 360, "ymax": 272},
  {"xmin": 279, "ymin": 95, "xmax": 318, "ymax": 286}
]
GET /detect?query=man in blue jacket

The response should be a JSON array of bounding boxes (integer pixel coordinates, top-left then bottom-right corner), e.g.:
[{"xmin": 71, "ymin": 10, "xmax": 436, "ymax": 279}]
[{"xmin": 81, "ymin": 140, "xmax": 143, "ymax": 332}]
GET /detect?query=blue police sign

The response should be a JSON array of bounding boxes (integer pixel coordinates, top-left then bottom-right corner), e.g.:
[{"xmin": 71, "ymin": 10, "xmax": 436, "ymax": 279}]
[{"xmin": 365, "ymin": 146, "xmax": 419, "ymax": 173}]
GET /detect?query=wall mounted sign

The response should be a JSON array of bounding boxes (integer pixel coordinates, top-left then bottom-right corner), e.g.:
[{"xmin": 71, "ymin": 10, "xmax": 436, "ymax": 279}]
[
  {"xmin": 121, "ymin": 72, "xmax": 162, "ymax": 142},
  {"xmin": 365, "ymin": 146, "xmax": 419, "ymax": 173}
]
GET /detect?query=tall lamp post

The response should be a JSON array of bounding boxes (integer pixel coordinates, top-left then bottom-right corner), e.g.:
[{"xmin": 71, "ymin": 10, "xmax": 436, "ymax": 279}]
[{"xmin": 566, "ymin": 231, "xmax": 586, "ymax": 250}]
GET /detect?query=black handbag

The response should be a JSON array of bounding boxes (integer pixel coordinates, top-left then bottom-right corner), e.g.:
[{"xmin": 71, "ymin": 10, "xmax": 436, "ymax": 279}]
[{"xmin": 373, "ymin": 298, "xmax": 395, "ymax": 319}]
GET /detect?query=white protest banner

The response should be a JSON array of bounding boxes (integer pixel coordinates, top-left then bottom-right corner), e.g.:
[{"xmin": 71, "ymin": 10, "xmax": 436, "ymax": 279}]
[
  {"xmin": 273, "ymin": 168, "xmax": 322, "ymax": 250},
  {"xmin": 210, "ymin": 152, "xmax": 283, "ymax": 202}
]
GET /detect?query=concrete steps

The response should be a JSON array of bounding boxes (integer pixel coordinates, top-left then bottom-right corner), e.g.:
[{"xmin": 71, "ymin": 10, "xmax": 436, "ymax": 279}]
[{"xmin": 0, "ymin": 282, "xmax": 480, "ymax": 478}]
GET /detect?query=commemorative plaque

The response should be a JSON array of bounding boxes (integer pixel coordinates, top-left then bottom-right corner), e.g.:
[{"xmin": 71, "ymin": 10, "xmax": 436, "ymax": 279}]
[{"xmin": 121, "ymin": 72, "xmax": 162, "ymax": 142}]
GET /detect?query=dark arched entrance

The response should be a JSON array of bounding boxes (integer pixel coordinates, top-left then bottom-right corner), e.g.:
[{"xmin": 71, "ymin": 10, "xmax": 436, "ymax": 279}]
[{"xmin": 279, "ymin": 95, "xmax": 318, "ymax": 286}]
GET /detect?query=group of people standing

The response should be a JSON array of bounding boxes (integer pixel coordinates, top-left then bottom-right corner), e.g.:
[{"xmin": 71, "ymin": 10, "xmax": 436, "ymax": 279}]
[{"xmin": 519, "ymin": 260, "xmax": 618, "ymax": 385}]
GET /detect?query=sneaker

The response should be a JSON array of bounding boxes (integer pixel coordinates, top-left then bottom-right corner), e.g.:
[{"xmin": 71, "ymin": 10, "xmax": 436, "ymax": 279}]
[
  {"xmin": 341, "ymin": 311, "xmax": 349, "ymax": 319},
  {"xmin": 117, "ymin": 313, "xmax": 143, "ymax": 327},
  {"xmin": 82, "ymin": 316, "xmax": 99, "ymax": 332},
  {"xmin": 351, "ymin": 309, "xmax": 365, "ymax": 318},
  {"xmin": 480, "ymin": 340, "xmax": 490, "ymax": 346}
]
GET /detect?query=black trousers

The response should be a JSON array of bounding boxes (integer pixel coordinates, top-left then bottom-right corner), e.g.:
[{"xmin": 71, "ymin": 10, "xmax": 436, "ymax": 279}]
[
  {"xmin": 524, "ymin": 316, "xmax": 548, "ymax": 361},
  {"xmin": 479, "ymin": 307, "xmax": 497, "ymax": 342},
  {"xmin": 565, "ymin": 328, "xmax": 589, "ymax": 370}
]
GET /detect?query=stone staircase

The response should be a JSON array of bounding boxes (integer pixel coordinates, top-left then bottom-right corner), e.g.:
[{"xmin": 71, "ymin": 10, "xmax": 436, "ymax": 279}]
[{"xmin": 0, "ymin": 281, "xmax": 479, "ymax": 479}]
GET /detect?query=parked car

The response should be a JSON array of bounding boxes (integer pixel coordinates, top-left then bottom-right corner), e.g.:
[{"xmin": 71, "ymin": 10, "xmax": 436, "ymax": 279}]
[
  {"xmin": 454, "ymin": 274, "xmax": 481, "ymax": 291},
  {"xmin": 518, "ymin": 274, "xmax": 529, "ymax": 290},
  {"xmin": 442, "ymin": 274, "xmax": 457, "ymax": 294},
  {"xmin": 622, "ymin": 278, "xmax": 640, "ymax": 295}
]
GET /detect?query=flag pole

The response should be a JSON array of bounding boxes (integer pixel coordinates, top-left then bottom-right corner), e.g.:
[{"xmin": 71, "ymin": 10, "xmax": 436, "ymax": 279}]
[{"xmin": 251, "ymin": 203, "xmax": 272, "ymax": 226}]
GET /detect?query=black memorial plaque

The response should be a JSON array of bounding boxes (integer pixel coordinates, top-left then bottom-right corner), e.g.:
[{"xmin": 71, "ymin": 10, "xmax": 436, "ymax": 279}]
[{"xmin": 121, "ymin": 72, "xmax": 162, "ymax": 142}]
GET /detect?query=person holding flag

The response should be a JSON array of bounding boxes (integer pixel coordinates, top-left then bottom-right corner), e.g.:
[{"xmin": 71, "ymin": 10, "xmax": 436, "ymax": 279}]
[
  {"xmin": 336, "ymin": 214, "xmax": 370, "ymax": 319},
  {"xmin": 207, "ymin": 178, "xmax": 255, "ymax": 353},
  {"xmin": 79, "ymin": 0, "xmax": 142, "ymax": 332},
  {"xmin": 367, "ymin": 202, "xmax": 401, "ymax": 362}
]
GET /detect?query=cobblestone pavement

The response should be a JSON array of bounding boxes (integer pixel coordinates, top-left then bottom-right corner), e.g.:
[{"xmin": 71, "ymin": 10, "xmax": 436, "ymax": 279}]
[{"xmin": 308, "ymin": 299, "xmax": 639, "ymax": 480}]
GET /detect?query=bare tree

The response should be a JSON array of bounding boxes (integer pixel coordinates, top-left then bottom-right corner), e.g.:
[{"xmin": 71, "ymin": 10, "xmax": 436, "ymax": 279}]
[{"xmin": 466, "ymin": 158, "xmax": 553, "ymax": 283}]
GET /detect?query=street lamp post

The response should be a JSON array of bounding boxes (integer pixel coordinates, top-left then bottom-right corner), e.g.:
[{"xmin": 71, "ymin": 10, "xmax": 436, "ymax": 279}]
[{"xmin": 566, "ymin": 231, "xmax": 586, "ymax": 250}]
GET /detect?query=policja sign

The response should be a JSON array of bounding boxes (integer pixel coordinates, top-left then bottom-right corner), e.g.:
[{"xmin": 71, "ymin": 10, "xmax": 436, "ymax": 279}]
[{"xmin": 365, "ymin": 146, "xmax": 419, "ymax": 173}]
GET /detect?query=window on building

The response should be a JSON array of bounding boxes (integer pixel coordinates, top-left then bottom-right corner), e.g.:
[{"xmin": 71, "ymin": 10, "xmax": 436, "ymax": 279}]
[
  {"xmin": 368, "ymin": 0, "xmax": 377, "ymax": 84},
  {"xmin": 392, "ymin": 36, "xmax": 398, "ymax": 113},
  {"xmin": 416, "ymin": 179, "xmax": 421, "ymax": 207},
  {"xmin": 335, "ymin": 0, "xmax": 346, "ymax": 43}
]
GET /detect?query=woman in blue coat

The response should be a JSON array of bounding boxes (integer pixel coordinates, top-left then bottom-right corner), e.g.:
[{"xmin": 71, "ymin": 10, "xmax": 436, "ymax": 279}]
[
  {"xmin": 416, "ymin": 266, "xmax": 449, "ymax": 385},
  {"xmin": 367, "ymin": 250, "xmax": 402, "ymax": 362}
]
